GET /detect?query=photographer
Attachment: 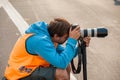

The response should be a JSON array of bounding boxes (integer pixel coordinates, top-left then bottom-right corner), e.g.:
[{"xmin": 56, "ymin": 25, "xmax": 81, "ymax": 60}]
[{"xmin": 3, "ymin": 18, "xmax": 90, "ymax": 80}]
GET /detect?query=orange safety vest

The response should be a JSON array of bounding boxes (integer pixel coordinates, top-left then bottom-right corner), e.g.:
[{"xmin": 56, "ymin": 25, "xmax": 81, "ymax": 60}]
[{"xmin": 4, "ymin": 34, "xmax": 50, "ymax": 80}]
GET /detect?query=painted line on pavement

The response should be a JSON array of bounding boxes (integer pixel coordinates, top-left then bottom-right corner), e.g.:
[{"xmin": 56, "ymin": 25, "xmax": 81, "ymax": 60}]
[
  {"xmin": 0, "ymin": 0, "xmax": 29, "ymax": 34},
  {"xmin": 0, "ymin": 0, "xmax": 2, "ymax": 8}
]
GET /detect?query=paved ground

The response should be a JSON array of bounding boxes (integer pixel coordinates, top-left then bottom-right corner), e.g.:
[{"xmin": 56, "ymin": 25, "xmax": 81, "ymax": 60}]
[
  {"xmin": 0, "ymin": 7, "xmax": 20, "ymax": 78},
  {"xmin": 0, "ymin": 0, "xmax": 120, "ymax": 80}
]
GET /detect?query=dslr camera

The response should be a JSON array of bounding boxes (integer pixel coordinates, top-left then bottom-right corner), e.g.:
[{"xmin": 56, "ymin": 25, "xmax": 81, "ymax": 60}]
[{"xmin": 71, "ymin": 24, "xmax": 108, "ymax": 75}]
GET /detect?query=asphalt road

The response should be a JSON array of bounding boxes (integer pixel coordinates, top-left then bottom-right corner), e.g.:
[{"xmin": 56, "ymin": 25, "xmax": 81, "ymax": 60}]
[{"xmin": 0, "ymin": 0, "xmax": 120, "ymax": 80}]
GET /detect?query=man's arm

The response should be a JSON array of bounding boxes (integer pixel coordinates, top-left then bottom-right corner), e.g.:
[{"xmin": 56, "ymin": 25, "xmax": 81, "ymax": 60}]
[{"xmin": 26, "ymin": 35, "xmax": 77, "ymax": 69}]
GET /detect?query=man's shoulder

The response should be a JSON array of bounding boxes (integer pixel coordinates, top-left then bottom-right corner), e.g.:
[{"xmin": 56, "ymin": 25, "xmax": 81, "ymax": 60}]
[{"xmin": 26, "ymin": 34, "xmax": 51, "ymax": 44}]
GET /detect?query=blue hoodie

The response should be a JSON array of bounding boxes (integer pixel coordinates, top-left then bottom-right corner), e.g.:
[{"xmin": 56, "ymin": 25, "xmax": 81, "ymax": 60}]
[{"xmin": 25, "ymin": 21, "xmax": 77, "ymax": 69}]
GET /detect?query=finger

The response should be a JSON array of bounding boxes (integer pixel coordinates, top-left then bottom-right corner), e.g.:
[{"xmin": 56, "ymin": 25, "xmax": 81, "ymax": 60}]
[
  {"xmin": 69, "ymin": 27, "xmax": 72, "ymax": 32},
  {"xmin": 84, "ymin": 37, "xmax": 91, "ymax": 41},
  {"xmin": 76, "ymin": 26, "xmax": 80, "ymax": 30},
  {"xmin": 86, "ymin": 37, "xmax": 91, "ymax": 40},
  {"xmin": 86, "ymin": 43, "xmax": 89, "ymax": 47},
  {"xmin": 85, "ymin": 37, "xmax": 91, "ymax": 46},
  {"xmin": 73, "ymin": 26, "xmax": 80, "ymax": 31}
]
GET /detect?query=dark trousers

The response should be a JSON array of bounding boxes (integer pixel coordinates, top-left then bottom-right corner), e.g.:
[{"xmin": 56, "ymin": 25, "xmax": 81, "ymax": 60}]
[
  {"xmin": 20, "ymin": 66, "xmax": 56, "ymax": 80},
  {"xmin": 2, "ymin": 66, "xmax": 56, "ymax": 80},
  {"xmin": 2, "ymin": 77, "xmax": 7, "ymax": 80}
]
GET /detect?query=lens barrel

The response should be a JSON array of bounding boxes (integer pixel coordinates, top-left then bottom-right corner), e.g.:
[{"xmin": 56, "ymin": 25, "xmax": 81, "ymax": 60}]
[
  {"xmin": 80, "ymin": 28, "xmax": 108, "ymax": 37},
  {"xmin": 71, "ymin": 24, "xmax": 108, "ymax": 38}
]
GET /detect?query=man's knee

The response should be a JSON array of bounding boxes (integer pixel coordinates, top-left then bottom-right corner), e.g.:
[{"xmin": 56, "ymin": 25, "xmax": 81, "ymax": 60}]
[{"xmin": 55, "ymin": 68, "xmax": 69, "ymax": 80}]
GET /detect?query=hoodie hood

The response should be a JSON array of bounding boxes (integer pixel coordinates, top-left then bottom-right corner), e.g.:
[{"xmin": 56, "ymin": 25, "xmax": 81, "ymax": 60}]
[{"xmin": 25, "ymin": 21, "xmax": 49, "ymax": 36}]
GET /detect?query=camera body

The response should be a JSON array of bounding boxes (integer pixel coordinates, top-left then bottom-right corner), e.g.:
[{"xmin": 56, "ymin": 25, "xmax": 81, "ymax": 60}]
[{"xmin": 72, "ymin": 24, "xmax": 108, "ymax": 38}]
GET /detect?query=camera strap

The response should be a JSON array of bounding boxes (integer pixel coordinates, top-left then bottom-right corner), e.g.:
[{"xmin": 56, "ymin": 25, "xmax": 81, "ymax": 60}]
[{"xmin": 71, "ymin": 41, "xmax": 82, "ymax": 74}]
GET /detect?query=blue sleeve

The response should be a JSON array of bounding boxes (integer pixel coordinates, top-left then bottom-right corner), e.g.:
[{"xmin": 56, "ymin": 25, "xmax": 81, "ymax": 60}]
[
  {"xmin": 74, "ymin": 47, "xmax": 78, "ymax": 57},
  {"xmin": 26, "ymin": 35, "xmax": 77, "ymax": 69},
  {"xmin": 56, "ymin": 45, "xmax": 65, "ymax": 54}
]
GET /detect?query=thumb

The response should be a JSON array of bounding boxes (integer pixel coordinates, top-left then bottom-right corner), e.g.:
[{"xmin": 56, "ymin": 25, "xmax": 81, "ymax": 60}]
[{"xmin": 69, "ymin": 27, "xmax": 72, "ymax": 33}]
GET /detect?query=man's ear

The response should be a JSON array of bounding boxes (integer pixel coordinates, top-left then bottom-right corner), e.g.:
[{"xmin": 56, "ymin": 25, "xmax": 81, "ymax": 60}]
[
  {"xmin": 54, "ymin": 34, "xmax": 58, "ymax": 37},
  {"xmin": 54, "ymin": 34, "xmax": 60, "ymax": 40}
]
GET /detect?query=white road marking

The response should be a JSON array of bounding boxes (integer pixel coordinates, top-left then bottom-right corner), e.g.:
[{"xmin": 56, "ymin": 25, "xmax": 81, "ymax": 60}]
[
  {"xmin": 0, "ymin": 0, "xmax": 29, "ymax": 34},
  {"xmin": 0, "ymin": 0, "xmax": 2, "ymax": 8},
  {"xmin": 0, "ymin": 0, "xmax": 77, "ymax": 80},
  {"xmin": 70, "ymin": 73, "xmax": 77, "ymax": 80}
]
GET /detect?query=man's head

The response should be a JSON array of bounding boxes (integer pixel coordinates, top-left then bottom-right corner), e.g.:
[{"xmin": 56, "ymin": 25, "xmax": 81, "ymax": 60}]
[{"xmin": 48, "ymin": 18, "xmax": 71, "ymax": 44}]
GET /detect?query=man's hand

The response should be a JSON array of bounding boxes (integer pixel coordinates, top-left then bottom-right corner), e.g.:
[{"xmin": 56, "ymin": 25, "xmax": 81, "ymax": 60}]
[
  {"xmin": 83, "ymin": 37, "xmax": 91, "ymax": 47},
  {"xmin": 69, "ymin": 26, "xmax": 91, "ymax": 47},
  {"xmin": 69, "ymin": 26, "xmax": 81, "ymax": 40}
]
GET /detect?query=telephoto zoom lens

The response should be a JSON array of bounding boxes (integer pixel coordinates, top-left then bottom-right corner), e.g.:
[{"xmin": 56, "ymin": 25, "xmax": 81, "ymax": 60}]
[
  {"xmin": 71, "ymin": 24, "xmax": 108, "ymax": 38},
  {"xmin": 80, "ymin": 28, "xmax": 108, "ymax": 37}
]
